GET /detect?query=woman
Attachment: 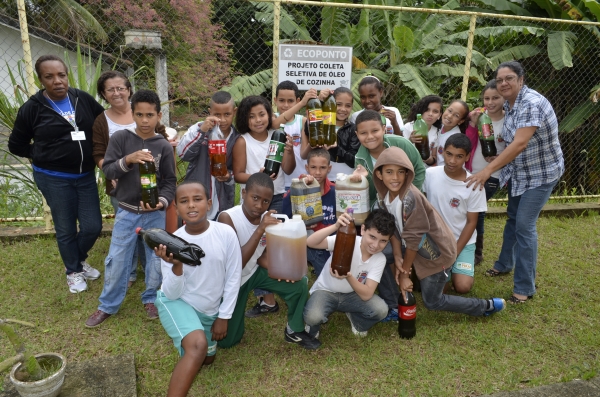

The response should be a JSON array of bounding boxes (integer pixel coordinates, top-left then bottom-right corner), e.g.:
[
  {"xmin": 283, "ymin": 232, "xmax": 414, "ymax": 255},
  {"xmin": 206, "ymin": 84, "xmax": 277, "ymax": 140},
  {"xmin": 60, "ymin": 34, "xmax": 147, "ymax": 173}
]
[
  {"xmin": 466, "ymin": 61, "xmax": 564, "ymax": 304},
  {"xmin": 8, "ymin": 54, "xmax": 105, "ymax": 293}
]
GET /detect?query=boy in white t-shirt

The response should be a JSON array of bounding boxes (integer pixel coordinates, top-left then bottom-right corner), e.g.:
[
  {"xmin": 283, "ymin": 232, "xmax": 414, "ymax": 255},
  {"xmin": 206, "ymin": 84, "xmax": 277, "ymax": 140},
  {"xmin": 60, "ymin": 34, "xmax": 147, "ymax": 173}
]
[
  {"xmin": 154, "ymin": 181, "xmax": 242, "ymax": 397},
  {"xmin": 422, "ymin": 134, "xmax": 487, "ymax": 294},
  {"xmin": 303, "ymin": 209, "xmax": 395, "ymax": 339}
]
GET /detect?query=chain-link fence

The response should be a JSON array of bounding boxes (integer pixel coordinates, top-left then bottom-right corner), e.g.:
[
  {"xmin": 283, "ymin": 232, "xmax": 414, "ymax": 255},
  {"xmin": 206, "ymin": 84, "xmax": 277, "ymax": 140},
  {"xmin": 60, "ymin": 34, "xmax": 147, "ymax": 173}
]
[{"xmin": 1, "ymin": 0, "xmax": 600, "ymax": 220}]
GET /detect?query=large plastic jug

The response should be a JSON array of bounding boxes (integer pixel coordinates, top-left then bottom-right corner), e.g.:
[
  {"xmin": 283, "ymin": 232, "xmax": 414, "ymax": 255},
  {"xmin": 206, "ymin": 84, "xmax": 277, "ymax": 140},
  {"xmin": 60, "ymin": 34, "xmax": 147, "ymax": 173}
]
[
  {"xmin": 335, "ymin": 173, "xmax": 370, "ymax": 225},
  {"xmin": 265, "ymin": 214, "xmax": 308, "ymax": 281},
  {"xmin": 291, "ymin": 177, "xmax": 323, "ymax": 226}
]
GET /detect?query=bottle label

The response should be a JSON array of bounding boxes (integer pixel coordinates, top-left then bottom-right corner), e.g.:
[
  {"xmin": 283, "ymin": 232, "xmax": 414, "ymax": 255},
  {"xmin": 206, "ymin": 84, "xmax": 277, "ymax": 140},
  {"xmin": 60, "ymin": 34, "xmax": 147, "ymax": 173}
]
[
  {"xmin": 336, "ymin": 189, "xmax": 369, "ymax": 214},
  {"xmin": 479, "ymin": 123, "xmax": 494, "ymax": 140},
  {"xmin": 322, "ymin": 111, "xmax": 336, "ymax": 126},
  {"xmin": 266, "ymin": 140, "xmax": 285, "ymax": 164},
  {"xmin": 140, "ymin": 173, "xmax": 157, "ymax": 189},
  {"xmin": 399, "ymin": 304, "xmax": 416, "ymax": 320},
  {"xmin": 209, "ymin": 139, "xmax": 226, "ymax": 155},
  {"xmin": 291, "ymin": 191, "xmax": 323, "ymax": 223},
  {"xmin": 308, "ymin": 109, "xmax": 322, "ymax": 123}
]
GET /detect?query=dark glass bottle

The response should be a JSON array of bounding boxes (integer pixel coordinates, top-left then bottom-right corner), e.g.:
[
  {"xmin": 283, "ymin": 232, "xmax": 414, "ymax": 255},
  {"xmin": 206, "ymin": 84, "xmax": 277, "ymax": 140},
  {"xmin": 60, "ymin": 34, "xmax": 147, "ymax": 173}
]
[
  {"xmin": 478, "ymin": 110, "xmax": 497, "ymax": 157},
  {"xmin": 263, "ymin": 128, "xmax": 287, "ymax": 176},
  {"xmin": 413, "ymin": 114, "xmax": 430, "ymax": 161},
  {"xmin": 321, "ymin": 94, "xmax": 337, "ymax": 146},
  {"xmin": 136, "ymin": 227, "xmax": 205, "ymax": 266},
  {"xmin": 139, "ymin": 149, "xmax": 159, "ymax": 208},
  {"xmin": 398, "ymin": 291, "xmax": 416, "ymax": 339},
  {"xmin": 330, "ymin": 208, "xmax": 356, "ymax": 276}
]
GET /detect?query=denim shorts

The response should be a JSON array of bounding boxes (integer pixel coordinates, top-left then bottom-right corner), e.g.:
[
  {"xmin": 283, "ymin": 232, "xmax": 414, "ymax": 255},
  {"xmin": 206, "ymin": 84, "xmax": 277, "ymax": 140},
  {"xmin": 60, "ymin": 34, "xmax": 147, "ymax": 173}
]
[{"xmin": 450, "ymin": 243, "xmax": 475, "ymax": 278}]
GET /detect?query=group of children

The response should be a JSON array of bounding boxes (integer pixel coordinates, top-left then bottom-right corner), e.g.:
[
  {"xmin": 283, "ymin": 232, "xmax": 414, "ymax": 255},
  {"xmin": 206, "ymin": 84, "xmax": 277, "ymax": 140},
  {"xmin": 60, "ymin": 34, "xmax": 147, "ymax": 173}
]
[{"xmin": 83, "ymin": 78, "xmax": 509, "ymax": 397}]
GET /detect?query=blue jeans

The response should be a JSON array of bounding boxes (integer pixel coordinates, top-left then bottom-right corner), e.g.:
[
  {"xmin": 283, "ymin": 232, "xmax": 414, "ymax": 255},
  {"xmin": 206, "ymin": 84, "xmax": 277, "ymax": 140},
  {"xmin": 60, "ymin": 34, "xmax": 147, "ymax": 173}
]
[
  {"xmin": 111, "ymin": 195, "xmax": 145, "ymax": 282},
  {"xmin": 98, "ymin": 208, "xmax": 165, "ymax": 314},
  {"xmin": 476, "ymin": 177, "xmax": 500, "ymax": 235},
  {"xmin": 33, "ymin": 171, "xmax": 102, "ymax": 274},
  {"xmin": 378, "ymin": 242, "xmax": 401, "ymax": 310},
  {"xmin": 307, "ymin": 247, "xmax": 330, "ymax": 277},
  {"xmin": 303, "ymin": 290, "xmax": 388, "ymax": 334},
  {"xmin": 420, "ymin": 269, "xmax": 487, "ymax": 316},
  {"xmin": 493, "ymin": 179, "xmax": 557, "ymax": 297}
]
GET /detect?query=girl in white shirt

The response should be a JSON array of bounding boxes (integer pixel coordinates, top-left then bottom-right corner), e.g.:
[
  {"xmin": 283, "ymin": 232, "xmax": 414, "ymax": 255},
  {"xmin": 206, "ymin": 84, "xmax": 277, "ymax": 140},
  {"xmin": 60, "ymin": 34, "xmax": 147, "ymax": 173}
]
[
  {"xmin": 435, "ymin": 100, "xmax": 470, "ymax": 166},
  {"xmin": 402, "ymin": 95, "xmax": 443, "ymax": 168},
  {"xmin": 349, "ymin": 76, "xmax": 404, "ymax": 135}
]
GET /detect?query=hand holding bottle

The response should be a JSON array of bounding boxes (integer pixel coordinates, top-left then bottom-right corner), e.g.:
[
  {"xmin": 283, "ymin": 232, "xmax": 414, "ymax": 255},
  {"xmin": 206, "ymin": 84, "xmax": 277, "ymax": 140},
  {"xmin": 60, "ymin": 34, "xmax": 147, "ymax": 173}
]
[
  {"xmin": 140, "ymin": 200, "xmax": 164, "ymax": 211},
  {"xmin": 468, "ymin": 108, "xmax": 484, "ymax": 127},
  {"xmin": 349, "ymin": 165, "xmax": 368, "ymax": 183},
  {"xmin": 301, "ymin": 87, "xmax": 318, "ymax": 106},
  {"xmin": 126, "ymin": 149, "xmax": 154, "ymax": 166},
  {"xmin": 330, "ymin": 267, "xmax": 350, "ymax": 279},
  {"xmin": 200, "ymin": 116, "xmax": 221, "ymax": 132},
  {"xmin": 154, "ymin": 244, "xmax": 183, "ymax": 275},
  {"xmin": 399, "ymin": 275, "xmax": 413, "ymax": 304},
  {"xmin": 335, "ymin": 212, "xmax": 353, "ymax": 229},
  {"xmin": 318, "ymin": 88, "xmax": 334, "ymax": 102},
  {"xmin": 258, "ymin": 210, "xmax": 281, "ymax": 232}
]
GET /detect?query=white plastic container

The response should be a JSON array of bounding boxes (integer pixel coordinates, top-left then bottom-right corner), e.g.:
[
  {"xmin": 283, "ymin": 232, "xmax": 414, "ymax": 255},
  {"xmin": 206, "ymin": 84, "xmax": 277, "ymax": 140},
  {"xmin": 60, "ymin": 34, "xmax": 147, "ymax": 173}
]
[
  {"xmin": 265, "ymin": 214, "xmax": 307, "ymax": 281},
  {"xmin": 335, "ymin": 173, "xmax": 370, "ymax": 225}
]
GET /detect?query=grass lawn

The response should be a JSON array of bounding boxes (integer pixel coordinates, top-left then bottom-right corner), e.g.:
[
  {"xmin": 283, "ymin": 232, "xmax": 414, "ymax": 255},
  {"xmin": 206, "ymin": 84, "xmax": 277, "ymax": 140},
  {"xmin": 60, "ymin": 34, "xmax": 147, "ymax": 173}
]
[{"xmin": 1, "ymin": 214, "xmax": 599, "ymax": 396}]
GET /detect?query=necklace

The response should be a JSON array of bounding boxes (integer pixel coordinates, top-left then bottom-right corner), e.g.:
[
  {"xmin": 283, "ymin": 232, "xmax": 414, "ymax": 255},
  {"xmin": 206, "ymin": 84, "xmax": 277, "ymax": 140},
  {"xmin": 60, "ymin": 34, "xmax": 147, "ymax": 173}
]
[{"xmin": 45, "ymin": 91, "xmax": 77, "ymax": 129}]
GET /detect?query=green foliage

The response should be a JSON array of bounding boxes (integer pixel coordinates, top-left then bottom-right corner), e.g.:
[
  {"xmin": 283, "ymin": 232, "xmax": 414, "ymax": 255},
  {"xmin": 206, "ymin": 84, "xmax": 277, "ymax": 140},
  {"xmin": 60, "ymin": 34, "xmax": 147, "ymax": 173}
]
[
  {"xmin": 64, "ymin": 44, "xmax": 104, "ymax": 100},
  {"xmin": 547, "ymin": 31, "xmax": 577, "ymax": 69},
  {"xmin": 222, "ymin": 69, "xmax": 273, "ymax": 104}
]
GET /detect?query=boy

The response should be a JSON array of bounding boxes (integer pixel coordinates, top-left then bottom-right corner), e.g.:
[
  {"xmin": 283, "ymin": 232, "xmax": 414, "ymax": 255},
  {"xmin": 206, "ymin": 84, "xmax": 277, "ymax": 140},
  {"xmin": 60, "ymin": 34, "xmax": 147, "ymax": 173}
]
[
  {"xmin": 217, "ymin": 173, "xmax": 321, "ymax": 350},
  {"xmin": 303, "ymin": 209, "xmax": 395, "ymax": 340},
  {"xmin": 373, "ymin": 146, "xmax": 505, "ymax": 317},
  {"xmin": 350, "ymin": 109, "xmax": 426, "ymax": 321},
  {"xmin": 154, "ymin": 181, "xmax": 242, "ymax": 397},
  {"xmin": 423, "ymin": 134, "xmax": 487, "ymax": 294},
  {"xmin": 85, "ymin": 89, "xmax": 177, "ymax": 327},
  {"xmin": 281, "ymin": 148, "xmax": 336, "ymax": 277},
  {"xmin": 177, "ymin": 91, "xmax": 240, "ymax": 220}
]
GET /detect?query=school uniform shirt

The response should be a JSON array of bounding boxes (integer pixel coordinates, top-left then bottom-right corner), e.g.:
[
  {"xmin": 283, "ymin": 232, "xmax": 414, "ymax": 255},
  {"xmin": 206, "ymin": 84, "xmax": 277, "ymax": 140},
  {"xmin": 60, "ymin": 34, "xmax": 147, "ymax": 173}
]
[
  {"xmin": 160, "ymin": 221, "xmax": 242, "ymax": 319},
  {"xmin": 350, "ymin": 106, "xmax": 404, "ymax": 135},
  {"xmin": 242, "ymin": 130, "xmax": 286, "ymax": 195},
  {"xmin": 402, "ymin": 121, "xmax": 440, "ymax": 169},
  {"xmin": 470, "ymin": 117, "xmax": 506, "ymax": 178},
  {"xmin": 435, "ymin": 125, "xmax": 461, "ymax": 166},
  {"xmin": 310, "ymin": 235, "xmax": 386, "ymax": 294},
  {"xmin": 276, "ymin": 114, "xmax": 306, "ymax": 187},
  {"xmin": 422, "ymin": 167, "xmax": 487, "ymax": 245},
  {"xmin": 282, "ymin": 176, "xmax": 336, "ymax": 231},
  {"xmin": 222, "ymin": 205, "xmax": 266, "ymax": 285}
]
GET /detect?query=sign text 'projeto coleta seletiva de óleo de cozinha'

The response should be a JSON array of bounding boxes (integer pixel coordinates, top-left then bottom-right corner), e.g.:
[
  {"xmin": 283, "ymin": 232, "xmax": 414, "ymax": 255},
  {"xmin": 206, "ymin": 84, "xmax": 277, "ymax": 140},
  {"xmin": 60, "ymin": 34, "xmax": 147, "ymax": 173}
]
[{"xmin": 278, "ymin": 44, "xmax": 353, "ymax": 90}]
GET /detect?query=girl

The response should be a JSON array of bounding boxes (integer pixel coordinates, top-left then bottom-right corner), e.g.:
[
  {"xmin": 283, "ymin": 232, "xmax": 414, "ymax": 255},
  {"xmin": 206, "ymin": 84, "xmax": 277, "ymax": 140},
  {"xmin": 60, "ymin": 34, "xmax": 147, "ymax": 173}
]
[
  {"xmin": 232, "ymin": 96, "xmax": 295, "ymax": 213},
  {"xmin": 349, "ymin": 76, "xmax": 403, "ymax": 135},
  {"xmin": 434, "ymin": 99, "xmax": 469, "ymax": 166},
  {"xmin": 465, "ymin": 80, "xmax": 506, "ymax": 265},
  {"xmin": 402, "ymin": 95, "xmax": 443, "ymax": 168}
]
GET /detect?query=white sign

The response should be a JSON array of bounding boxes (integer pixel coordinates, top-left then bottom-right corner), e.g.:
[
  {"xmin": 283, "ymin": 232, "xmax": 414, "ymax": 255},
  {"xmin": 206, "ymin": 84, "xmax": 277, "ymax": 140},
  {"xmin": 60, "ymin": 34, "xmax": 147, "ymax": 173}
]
[{"xmin": 278, "ymin": 44, "xmax": 353, "ymax": 90}]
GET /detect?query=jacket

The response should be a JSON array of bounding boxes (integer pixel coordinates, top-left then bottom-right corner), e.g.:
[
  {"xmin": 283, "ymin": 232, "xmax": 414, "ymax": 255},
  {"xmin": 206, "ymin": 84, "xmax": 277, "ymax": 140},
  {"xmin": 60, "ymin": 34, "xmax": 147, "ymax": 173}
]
[
  {"xmin": 103, "ymin": 129, "xmax": 176, "ymax": 213},
  {"xmin": 331, "ymin": 122, "xmax": 359, "ymax": 168},
  {"xmin": 9, "ymin": 88, "xmax": 105, "ymax": 174},
  {"xmin": 92, "ymin": 112, "xmax": 167, "ymax": 195},
  {"xmin": 373, "ymin": 147, "xmax": 456, "ymax": 279},
  {"xmin": 176, "ymin": 122, "xmax": 241, "ymax": 212},
  {"xmin": 355, "ymin": 134, "xmax": 426, "ymax": 209}
]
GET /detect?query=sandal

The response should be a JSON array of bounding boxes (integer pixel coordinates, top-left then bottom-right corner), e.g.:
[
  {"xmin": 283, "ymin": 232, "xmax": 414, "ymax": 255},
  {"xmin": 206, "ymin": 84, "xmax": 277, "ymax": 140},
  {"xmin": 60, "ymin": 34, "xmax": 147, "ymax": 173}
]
[
  {"xmin": 484, "ymin": 268, "xmax": 509, "ymax": 277},
  {"xmin": 508, "ymin": 295, "xmax": 533, "ymax": 304}
]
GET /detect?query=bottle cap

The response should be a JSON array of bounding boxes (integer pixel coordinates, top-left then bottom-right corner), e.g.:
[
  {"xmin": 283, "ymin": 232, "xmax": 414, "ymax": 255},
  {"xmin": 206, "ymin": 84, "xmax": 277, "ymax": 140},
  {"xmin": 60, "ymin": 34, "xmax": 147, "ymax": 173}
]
[
  {"xmin": 336, "ymin": 173, "xmax": 346, "ymax": 181},
  {"xmin": 292, "ymin": 214, "xmax": 302, "ymax": 221},
  {"xmin": 417, "ymin": 113, "xmax": 421, "ymax": 117},
  {"xmin": 292, "ymin": 178, "xmax": 300, "ymax": 183},
  {"xmin": 347, "ymin": 208, "xmax": 354, "ymax": 214},
  {"xmin": 142, "ymin": 149, "xmax": 149, "ymax": 152},
  {"xmin": 135, "ymin": 227, "xmax": 142, "ymax": 234}
]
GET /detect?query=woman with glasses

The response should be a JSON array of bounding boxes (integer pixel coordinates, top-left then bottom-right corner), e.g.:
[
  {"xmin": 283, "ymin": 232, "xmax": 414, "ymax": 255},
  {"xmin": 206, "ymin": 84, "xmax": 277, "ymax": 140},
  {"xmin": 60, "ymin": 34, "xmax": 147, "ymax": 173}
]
[
  {"xmin": 92, "ymin": 71, "xmax": 166, "ymax": 288},
  {"xmin": 8, "ymin": 55, "xmax": 105, "ymax": 293},
  {"xmin": 466, "ymin": 61, "xmax": 564, "ymax": 304}
]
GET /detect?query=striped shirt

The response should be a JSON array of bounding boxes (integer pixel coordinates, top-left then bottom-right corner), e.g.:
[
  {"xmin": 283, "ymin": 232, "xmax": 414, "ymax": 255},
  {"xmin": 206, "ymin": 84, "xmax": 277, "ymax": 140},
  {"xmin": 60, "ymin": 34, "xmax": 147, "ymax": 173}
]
[{"xmin": 499, "ymin": 85, "xmax": 564, "ymax": 196}]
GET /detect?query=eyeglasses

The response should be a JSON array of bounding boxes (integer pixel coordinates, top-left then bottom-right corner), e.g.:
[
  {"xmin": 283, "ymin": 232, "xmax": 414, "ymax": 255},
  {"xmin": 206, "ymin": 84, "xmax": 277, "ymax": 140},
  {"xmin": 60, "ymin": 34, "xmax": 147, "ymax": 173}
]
[
  {"xmin": 496, "ymin": 75, "xmax": 518, "ymax": 85},
  {"xmin": 105, "ymin": 87, "xmax": 128, "ymax": 93}
]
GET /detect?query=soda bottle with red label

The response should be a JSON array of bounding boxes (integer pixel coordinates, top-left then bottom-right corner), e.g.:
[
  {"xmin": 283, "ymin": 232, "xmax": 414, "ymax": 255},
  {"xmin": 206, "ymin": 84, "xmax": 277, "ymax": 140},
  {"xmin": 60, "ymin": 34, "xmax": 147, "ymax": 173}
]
[
  {"xmin": 208, "ymin": 125, "xmax": 228, "ymax": 177},
  {"xmin": 398, "ymin": 291, "xmax": 416, "ymax": 339},
  {"xmin": 478, "ymin": 109, "xmax": 497, "ymax": 157},
  {"xmin": 136, "ymin": 227, "xmax": 205, "ymax": 266}
]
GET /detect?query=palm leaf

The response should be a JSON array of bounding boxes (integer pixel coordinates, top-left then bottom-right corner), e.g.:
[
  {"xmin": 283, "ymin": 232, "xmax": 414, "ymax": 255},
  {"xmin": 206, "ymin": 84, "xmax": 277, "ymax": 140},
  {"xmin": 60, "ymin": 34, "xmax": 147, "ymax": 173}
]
[
  {"xmin": 558, "ymin": 100, "xmax": 600, "ymax": 133},
  {"xmin": 547, "ymin": 31, "xmax": 577, "ymax": 70},
  {"xmin": 387, "ymin": 63, "xmax": 432, "ymax": 98},
  {"xmin": 487, "ymin": 45, "xmax": 542, "ymax": 70},
  {"xmin": 461, "ymin": 0, "xmax": 532, "ymax": 16},
  {"xmin": 222, "ymin": 69, "xmax": 273, "ymax": 103},
  {"xmin": 445, "ymin": 25, "xmax": 545, "ymax": 41},
  {"xmin": 393, "ymin": 25, "xmax": 414, "ymax": 59},
  {"xmin": 432, "ymin": 44, "xmax": 490, "ymax": 68},
  {"xmin": 48, "ymin": 0, "xmax": 108, "ymax": 42},
  {"xmin": 253, "ymin": 2, "xmax": 311, "ymax": 41},
  {"xmin": 582, "ymin": 0, "xmax": 600, "ymax": 21},
  {"xmin": 320, "ymin": 0, "xmax": 352, "ymax": 45},
  {"xmin": 419, "ymin": 15, "xmax": 471, "ymax": 50}
]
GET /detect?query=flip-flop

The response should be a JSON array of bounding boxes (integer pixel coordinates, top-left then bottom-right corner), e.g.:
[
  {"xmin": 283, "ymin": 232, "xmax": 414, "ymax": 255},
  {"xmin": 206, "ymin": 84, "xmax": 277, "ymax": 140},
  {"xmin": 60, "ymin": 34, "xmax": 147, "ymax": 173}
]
[{"xmin": 484, "ymin": 268, "xmax": 510, "ymax": 277}]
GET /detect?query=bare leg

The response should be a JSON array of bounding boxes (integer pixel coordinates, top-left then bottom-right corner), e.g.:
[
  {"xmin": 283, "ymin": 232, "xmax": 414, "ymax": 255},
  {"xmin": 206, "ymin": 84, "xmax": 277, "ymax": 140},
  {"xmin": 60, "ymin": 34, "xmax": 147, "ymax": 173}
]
[{"xmin": 167, "ymin": 330, "xmax": 207, "ymax": 397}]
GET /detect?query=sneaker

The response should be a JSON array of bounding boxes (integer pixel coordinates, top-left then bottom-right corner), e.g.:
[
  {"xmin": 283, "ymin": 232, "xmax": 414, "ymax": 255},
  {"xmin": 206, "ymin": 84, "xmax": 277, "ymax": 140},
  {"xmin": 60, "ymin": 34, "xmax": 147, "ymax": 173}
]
[
  {"xmin": 304, "ymin": 324, "xmax": 320, "ymax": 339},
  {"xmin": 346, "ymin": 313, "xmax": 367, "ymax": 337},
  {"xmin": 245, "ymin": 298, "xmax": 279, "ymax": 318},
  {"xmin": 81, "ymin": 261, "xmax": 101, "ymax": 280},
  {"xmin": 284, "ymin": 328, "xmax": 321, "ymax": 350},
  {"xmin": 144, "ymin": 303, "xmax": 159, "ymax": 320},
  {"xmin": 66, "ymin": 272, "xmax": 87, "ymax": 293},
  {"xmin": 484, "ymin": 298, "xmax": 506, "ymax": 316},
  {"xmin": 380, "ymin": 308, "xmax": 398, "ymax": 323},
  {"xmin": 85, "ymin": 310, "xmax": 111, "ymax": 328}
]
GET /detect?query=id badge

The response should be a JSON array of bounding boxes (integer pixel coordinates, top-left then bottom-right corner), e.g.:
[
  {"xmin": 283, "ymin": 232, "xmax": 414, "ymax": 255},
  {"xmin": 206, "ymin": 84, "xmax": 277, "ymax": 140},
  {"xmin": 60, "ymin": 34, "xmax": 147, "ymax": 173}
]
[{"xmin": 71, "ymin": 129, "xmax": 86, "ymax": 141}]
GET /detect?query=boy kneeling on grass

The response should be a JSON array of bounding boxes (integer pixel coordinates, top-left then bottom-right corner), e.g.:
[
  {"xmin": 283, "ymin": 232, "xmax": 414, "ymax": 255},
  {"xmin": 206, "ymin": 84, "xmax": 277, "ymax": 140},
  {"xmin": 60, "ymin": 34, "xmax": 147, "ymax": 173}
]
[
  {"xmin": 154, "ymin": 181, "xmax": 242, "ymax": 397},
  {"xmin": 303, "ymin": 209, "xmax": 395, "ymax": 339},
  {"xmin": 373, "ymin": 146, "xmax": 505, "ymax": 317}
]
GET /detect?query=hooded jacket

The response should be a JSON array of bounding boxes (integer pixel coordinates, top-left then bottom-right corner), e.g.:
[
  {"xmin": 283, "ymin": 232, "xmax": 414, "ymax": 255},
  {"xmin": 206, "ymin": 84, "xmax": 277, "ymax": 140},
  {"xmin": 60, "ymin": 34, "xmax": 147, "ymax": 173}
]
[
  {"xmin": 373, "ymin": 147, "xmax": 456, "ymax": 279},
  {"xmin": 355, "ymin": 134, "xmax": 425, "ymax": 209},
  {"xmin": 9, "ymin": 88, "xmax": 105, "ymax": 174},
  {"xmin": 176, "ymin": 122, "xmax": 241, "ymax": 212}
]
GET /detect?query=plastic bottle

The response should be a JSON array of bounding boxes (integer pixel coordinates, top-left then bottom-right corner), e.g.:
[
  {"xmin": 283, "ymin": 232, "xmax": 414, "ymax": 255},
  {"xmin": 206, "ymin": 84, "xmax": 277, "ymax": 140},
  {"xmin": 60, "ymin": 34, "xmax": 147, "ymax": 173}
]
[
  {"xmin": 290, "ymin": 177, "xmax": 323, "ymax": 226},
  {"xmin": 307, "ymin": 97, "xmax": 324, "ymax": 147},
  {"xmin": 136, "ymin": 227, "xmax": 205, "ymax": 266},
  {"xmin": 398, "ymin": 291, "xmax": 416, "ymax": 339},
  {"xmin": 263, "ymin": 128, "xmax": 287, "ymax": 176},
  {"xmin": 208, "ymin": 125, "xmax": 228, "ymax": 177},
  {"xmin": 413, "ymin": 114, "xmax": 430, "ymax": 160},
  {"xmin": 321, "ymin": 94, "xmax": 337, "ymax": 146},
  {"xmin": 139, "ymin": 149, "xmax": 159, "ymax": 208},
  {"xmin": 335, "ymin": 173, "xmax": 370, "ymax": 225},
  {"xmin": 265, "ymin": 214, "xmax": 308, "ymax": 281},
  {"xmin": 330, "ymin": 208, "xmax": 356, "ymax": 276},
  {"xmin": 478, "ymin": 109, "xmax": 497, "ymax": 157}
]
